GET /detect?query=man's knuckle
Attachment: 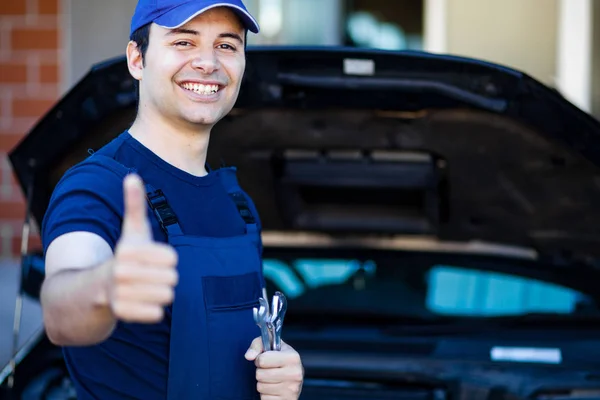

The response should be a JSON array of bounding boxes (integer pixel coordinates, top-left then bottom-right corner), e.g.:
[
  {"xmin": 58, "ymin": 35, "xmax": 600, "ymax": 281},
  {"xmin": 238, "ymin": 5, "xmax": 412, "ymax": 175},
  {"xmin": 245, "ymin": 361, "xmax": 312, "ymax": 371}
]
[
  {"xmin": 116, "ymin": 245, "xmax": 138, "ymax": 260},
  {"xmin": 161, "ymin": 287, "xmax": 174, "ymax": 303},
  {"xmin": 286, "ymin": 351, "xmax": 301, "ymax": 364},
  {"xmin": 112, "ymin": 302, "xmax": 128, "ymax": 319},
  {"xmin": 141, "ymin": 306, "xmax": 161, "ymax": 322},
  {"xmin": 112, "ymin": 264, "xmax": 128, "ymax": 281},
  {"xmin": 289, "ymin": 382, "xmax": 301, "ymax": 394},
  {"xmin": 292, "ymin": 367, "xmax": 303, "ymax": 382},
  {"xmin": 167, "ymin": 247, "xmax": 178, "ymax": 264},
  {"xmin": 150, "ymin": 306, "xmax": 163, "ymax": 321},
  {"xmin": 255, "ymin": 355, "xmax": 264, "ymax": 369},
  {"xmin": 167, "ymin": 270, "xmax": 179, "ymax": 286},
  {"xmin": 113, "ymin": 285, "xmax": 126, "ymax": 300},
  {"xmin": 155, "ymin": 244, "xmax": 177, "ymax": 262}
]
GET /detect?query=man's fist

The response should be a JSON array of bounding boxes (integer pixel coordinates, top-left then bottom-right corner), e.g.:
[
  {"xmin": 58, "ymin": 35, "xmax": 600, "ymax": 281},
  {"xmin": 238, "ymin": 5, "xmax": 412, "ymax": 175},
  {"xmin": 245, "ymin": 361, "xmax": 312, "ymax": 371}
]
[
  {"xmin": 245, "ymin": 337, "xmax": 304, "ymax": 399},
  {"xmin": 108, "ymin": 173, "xmax": 179, "ymax": 323}
]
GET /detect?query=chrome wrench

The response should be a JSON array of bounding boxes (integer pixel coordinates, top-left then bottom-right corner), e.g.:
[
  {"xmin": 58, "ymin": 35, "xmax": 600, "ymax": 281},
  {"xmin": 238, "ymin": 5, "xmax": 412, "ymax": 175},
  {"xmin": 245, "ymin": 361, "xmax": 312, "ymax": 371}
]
[
  {"xmin": 253, "ymin": 297, "xmax": 272, "ymax": 352},
  {"xmin": 268, "ymin": 291, "xmax": 287, "ymax": 351}
]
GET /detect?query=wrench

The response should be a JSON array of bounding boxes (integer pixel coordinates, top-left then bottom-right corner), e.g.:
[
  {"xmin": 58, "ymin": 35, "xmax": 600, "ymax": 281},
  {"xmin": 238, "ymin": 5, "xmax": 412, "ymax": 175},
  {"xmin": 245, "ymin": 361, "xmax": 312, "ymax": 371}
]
[
  {"xmin": 268, "ymin": 292, "xmax": 287, "ymax": 351},
  {"xmin": 253, "ymin": 297, "xmax": 272, "ymax": 352}
]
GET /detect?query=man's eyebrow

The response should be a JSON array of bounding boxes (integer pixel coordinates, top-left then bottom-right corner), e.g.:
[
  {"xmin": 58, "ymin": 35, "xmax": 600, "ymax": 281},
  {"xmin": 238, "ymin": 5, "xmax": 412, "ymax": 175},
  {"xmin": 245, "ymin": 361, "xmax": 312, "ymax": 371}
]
[
  {"xmin": 164, "ymin": 29, "xmax": 244, "ymax": 44},
  {"xmin": 165, "ymin": 28, "xmax": 199, "ymax": 36},
  {"xmin": 218, "ymin": 32, "xmax": 244, "ymax": 44}
]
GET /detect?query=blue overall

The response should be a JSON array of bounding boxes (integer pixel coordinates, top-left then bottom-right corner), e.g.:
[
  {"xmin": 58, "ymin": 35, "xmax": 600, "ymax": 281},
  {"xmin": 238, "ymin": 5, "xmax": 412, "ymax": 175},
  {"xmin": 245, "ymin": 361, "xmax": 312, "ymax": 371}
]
[
  {"xmin": 96, "ymin": 155, "xmax": 264, "ymax": 399},
  {"xmin": 147, "ymin": 168, "xmax": 264, "ymax": 400}
]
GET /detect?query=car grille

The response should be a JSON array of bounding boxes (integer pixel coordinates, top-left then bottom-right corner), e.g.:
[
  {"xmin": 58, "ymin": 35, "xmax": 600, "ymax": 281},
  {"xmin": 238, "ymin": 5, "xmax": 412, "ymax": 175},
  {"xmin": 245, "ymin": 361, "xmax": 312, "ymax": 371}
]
[{"xmin": 300, "ymin": 379, "xmax": 447, "ymax": 400}]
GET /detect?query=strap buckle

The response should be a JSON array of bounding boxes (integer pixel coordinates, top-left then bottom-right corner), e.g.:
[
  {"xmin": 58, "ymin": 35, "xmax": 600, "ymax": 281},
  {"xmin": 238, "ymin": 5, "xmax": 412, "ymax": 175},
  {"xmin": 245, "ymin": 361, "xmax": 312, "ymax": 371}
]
[
  {"xmin": 229, "ymin": 192, "xmax": 256, "ymax": 224},
  {"xmin": 146, "ymin": 189, "xmax": 179, "ymax": 233}
]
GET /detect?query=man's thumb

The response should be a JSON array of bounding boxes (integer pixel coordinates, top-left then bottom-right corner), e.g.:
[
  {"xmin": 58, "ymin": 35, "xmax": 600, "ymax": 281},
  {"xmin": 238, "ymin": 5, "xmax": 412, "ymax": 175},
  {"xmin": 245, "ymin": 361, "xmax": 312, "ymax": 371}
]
[
  {"xmin": 121, "ymin": 173, "xmax": 152, "ymax": 242},
  {"xmin": 244, "ymin": 336, "xmax": 264, "ymax": 360}
]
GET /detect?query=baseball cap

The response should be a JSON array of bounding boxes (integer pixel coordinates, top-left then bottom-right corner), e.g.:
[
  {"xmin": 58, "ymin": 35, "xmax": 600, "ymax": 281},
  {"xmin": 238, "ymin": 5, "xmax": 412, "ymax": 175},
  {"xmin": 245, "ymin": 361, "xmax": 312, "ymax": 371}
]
[{"xmin": 130, "ymin": 0, "xmax": 260, "ymax": 37}]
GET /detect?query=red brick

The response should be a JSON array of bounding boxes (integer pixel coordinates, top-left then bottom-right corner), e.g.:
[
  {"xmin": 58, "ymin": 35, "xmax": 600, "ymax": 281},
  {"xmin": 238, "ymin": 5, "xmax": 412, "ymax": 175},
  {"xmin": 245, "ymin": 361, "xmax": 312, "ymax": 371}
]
[
  {"xmin": 11, "ymin": 28, "xmax": 58, "ymax": 50},
  {"xmin": 0, "ymin": 201, "xmax": 25, "ymax": 220},
  {"xmin": 7, "ymin": 51, "xmax": 59, "ymax": 64},
  {"xmin": 9, "ymin": 182, "xmax": 26, "ymax": 202},
  {"xmin": 9, "ymin": 84, "xmax": 60, "ymax": 100},
  {"xmin": 10, "ymin": 173, "xmax": 18, "ymax": 187},
  {"xmin": 39, "ymin": 64, "xmax": 59, "ymax": 83},
  {"xmin": 12, "ymin": 98, "xmax": 54, "ymax": 118},
  {"xmin": 0, "ymin": 117, "xmax": 39, "ymax": 137},
  {"xmin": 0, "ymin": 62, "xmax": 28, "ymax": 83},
  {"xmin": 39, "ymin": 0, "xmax": 59, "ymax": 15},
  {"xmin": 0, "ymin": 0, "xmax": 27, "ymax": 15},
  {"xmin": 12, "ymin": 234, "xmax": 43, "ymax": 256},
  {"xmin": 0, "ymin": 134, "xmax": 25, "ymax": 152}
]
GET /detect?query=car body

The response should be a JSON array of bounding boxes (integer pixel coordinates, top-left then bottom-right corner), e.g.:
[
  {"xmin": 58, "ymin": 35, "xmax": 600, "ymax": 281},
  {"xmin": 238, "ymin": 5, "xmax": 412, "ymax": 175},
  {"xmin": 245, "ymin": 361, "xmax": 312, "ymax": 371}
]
[{"xmin": 3, "ymin": 46, "xmax": 600, "ymax": 399}]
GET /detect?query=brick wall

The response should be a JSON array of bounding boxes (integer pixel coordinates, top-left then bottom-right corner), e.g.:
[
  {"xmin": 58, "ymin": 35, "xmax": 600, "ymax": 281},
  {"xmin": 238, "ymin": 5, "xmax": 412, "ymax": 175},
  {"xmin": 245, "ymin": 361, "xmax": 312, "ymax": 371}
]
[{"xmin": 0, "ymin": 0, "xmax": 60, "ymax": 259}]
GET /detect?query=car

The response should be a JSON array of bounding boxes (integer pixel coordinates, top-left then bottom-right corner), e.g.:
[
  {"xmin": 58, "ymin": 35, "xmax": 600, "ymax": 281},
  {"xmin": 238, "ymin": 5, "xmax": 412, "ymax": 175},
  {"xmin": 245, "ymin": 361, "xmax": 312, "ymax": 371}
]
[{"xmin": 3, "ymin": 45, "xmax": 600, "ymax": 399}]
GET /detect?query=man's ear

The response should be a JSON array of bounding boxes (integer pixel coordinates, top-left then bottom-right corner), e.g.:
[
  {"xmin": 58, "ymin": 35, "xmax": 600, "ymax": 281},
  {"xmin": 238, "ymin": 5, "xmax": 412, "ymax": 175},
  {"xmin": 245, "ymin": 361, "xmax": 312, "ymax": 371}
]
[{"xmin": 126, "ymin": 41, "xmax": 144, "ymax": 81}]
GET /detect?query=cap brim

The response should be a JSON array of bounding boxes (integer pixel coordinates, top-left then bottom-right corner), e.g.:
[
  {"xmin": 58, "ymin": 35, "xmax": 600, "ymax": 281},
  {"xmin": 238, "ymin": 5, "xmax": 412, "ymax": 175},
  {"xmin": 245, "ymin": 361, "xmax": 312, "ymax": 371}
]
[{"xmin": 154, "ymin": 1, "xmax": 260, "ymax": 34}]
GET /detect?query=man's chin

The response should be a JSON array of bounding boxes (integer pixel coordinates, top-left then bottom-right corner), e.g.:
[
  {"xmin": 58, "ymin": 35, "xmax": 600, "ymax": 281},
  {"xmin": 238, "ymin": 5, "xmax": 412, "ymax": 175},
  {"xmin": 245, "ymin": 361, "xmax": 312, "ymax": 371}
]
[{"xmin": 180, "ymin": 113, "xmax": 221, "ymax": 128}]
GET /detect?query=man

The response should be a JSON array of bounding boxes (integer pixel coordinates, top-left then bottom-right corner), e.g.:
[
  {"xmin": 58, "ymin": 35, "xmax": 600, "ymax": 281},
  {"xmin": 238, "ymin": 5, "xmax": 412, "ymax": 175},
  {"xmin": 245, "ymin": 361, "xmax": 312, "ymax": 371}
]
[{"xmin": 39, "ymin": 0, "xmax": 304, "ymax": 399}]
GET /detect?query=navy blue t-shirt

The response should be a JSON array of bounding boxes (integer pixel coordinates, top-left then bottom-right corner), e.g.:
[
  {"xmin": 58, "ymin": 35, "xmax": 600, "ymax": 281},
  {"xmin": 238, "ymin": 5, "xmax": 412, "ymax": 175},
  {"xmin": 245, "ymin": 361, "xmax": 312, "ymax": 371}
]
[{"xmin": 41, "ymin": 130, "xmax": 262, "ymax": 400}]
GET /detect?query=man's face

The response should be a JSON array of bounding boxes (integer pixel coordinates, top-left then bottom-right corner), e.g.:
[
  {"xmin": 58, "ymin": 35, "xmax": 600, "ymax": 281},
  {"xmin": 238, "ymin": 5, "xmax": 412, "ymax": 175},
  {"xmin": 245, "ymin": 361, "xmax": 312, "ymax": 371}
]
[{"xmin": 133, "ymin": 7, "xmax": 246, "ymax": 129}]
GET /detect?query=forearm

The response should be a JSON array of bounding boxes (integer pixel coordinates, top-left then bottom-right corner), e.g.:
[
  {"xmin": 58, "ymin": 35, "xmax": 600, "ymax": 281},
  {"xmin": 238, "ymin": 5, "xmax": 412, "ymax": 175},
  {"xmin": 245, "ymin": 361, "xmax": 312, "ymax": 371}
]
[{"xmin": 40, "ymin": 261, "xmax": 116, "ymax": 346}]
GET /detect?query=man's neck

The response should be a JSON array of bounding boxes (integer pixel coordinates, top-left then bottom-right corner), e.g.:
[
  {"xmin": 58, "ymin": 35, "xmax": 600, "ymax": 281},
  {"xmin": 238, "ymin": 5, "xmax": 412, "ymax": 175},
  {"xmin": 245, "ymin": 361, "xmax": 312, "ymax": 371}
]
[{"xmin": 127, "ymin": 111, "xmax": 211, "ymax": 177}]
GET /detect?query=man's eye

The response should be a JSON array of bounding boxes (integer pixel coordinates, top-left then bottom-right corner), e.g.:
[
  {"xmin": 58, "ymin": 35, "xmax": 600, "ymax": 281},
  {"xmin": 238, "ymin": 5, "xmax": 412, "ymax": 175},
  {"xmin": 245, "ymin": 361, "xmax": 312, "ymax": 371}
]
[
  {"xmin": 217, "ymin": 44, "xmax": 236, "ymax": 51},
  {"xmin": 175, "ymin": 41, "xmax": 191, "ymax": 47}
]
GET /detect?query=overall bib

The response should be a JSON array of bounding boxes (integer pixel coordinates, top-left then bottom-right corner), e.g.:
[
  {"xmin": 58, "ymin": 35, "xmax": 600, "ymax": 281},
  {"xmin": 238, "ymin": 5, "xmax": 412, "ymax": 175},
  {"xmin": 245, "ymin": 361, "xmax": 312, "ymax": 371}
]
[
  {"xmin": 94, "ymin": 155, "xmax": 264, "ymax": 400},
  {"xmin": 151, "ymin": 167, "xmax": 265, "ymax": 400}
]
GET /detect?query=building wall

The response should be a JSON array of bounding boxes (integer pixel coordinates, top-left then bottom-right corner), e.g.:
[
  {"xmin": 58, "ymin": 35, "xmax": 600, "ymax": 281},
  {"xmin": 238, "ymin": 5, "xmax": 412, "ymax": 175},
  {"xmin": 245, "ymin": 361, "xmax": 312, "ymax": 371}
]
[
  {"xmin": 65, "ymin": 0, "xmax": 137, "ymax": 88},
  {"xmin": 0, "ymin": 0, "xmax": 60, "ymax": 258},
  {"xmin": 445, "ymin": 0, "xmax": 559, "ymax": 86}
]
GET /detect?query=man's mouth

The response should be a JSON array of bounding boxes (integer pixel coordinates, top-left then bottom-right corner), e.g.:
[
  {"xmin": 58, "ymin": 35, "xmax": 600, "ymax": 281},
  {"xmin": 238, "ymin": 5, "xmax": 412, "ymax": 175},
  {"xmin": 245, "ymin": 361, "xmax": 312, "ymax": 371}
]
[{"xmin": 180, "ymin": 82, "xmax": 221, "ymax": 95}]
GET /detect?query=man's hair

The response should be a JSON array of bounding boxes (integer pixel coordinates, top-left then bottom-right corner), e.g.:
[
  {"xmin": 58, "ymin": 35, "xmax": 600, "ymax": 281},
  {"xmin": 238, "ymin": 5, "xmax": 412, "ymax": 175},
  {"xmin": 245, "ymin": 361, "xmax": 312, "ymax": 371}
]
[{"xmin": 130, "ymin": 23, "xmax": 151, "ymax": 65}]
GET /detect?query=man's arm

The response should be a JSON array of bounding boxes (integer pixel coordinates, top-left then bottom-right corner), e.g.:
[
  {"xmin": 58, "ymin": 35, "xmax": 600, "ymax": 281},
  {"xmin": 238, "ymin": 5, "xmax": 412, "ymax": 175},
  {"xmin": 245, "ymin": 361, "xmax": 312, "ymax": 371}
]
[
  {"xmin": 41, "ymin": 231, "xmax": 117, "ymax": 346},
  {"xmin": 41, "ymin": 174, "xmax": 179, "ymax": 347}
]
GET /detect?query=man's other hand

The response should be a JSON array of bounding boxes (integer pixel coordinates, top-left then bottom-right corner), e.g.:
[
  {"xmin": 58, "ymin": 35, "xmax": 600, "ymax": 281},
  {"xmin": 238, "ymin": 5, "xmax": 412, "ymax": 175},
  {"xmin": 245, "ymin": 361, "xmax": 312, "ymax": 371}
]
[{"xmin": 245, "ymin": 337, "xmax": 304, "ymax": 399}]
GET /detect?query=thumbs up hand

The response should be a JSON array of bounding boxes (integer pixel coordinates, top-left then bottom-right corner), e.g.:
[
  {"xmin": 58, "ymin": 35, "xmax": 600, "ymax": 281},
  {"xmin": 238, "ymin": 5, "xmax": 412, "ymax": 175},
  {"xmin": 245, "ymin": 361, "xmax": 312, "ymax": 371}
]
[{"xmin": 108, "ymin": 174, "xmax": 179, "ymax": 323}]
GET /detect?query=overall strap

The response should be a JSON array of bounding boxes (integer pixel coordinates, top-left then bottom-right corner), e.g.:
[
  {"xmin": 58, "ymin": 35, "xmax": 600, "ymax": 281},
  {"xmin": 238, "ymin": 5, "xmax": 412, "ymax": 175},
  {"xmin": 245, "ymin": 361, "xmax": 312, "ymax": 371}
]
[
  {"xmin": 219, "ymin": 168, "xmax": 259, "ymax": 243},
  {"xmin": 87, "ymin": 153, "xmax": 184, "ymax": 238},
  {"xmin": 145, "ymin": 183, "xmax": 184, "ymax": 237}
]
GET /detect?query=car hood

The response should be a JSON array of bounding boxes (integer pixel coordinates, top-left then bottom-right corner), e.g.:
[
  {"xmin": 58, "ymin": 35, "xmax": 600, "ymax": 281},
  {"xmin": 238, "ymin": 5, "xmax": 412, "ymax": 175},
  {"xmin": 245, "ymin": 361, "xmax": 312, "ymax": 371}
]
[{"xmin": 9, "ymin": 46, "xmax": 600, "ymax": 263}]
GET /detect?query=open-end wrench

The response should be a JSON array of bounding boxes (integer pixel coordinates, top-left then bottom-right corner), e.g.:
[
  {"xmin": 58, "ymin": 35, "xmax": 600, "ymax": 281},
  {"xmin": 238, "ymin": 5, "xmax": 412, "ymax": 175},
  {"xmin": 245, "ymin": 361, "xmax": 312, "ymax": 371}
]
[
  {"xmin": 268, "ymin": 292, "xmax": 287, "ymax": 351},
  {"xmin": 253, "ymin": 297, "xmax": 272, "ymax": 352}
]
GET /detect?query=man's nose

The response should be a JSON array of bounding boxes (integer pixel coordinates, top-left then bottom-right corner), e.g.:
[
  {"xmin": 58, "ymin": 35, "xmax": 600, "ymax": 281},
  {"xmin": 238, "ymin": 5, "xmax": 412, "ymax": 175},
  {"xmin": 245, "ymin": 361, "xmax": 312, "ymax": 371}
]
[{"xmin": 191, "ymin": 49, "xmax": 219, "ymax": 74}]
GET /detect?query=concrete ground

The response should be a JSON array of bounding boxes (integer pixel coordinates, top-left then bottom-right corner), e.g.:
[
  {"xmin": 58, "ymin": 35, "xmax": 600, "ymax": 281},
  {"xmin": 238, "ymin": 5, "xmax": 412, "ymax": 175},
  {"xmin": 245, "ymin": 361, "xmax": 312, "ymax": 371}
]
[{"xmin": 0, "ymin": 259, "xmax": 43, "ymax": 372}]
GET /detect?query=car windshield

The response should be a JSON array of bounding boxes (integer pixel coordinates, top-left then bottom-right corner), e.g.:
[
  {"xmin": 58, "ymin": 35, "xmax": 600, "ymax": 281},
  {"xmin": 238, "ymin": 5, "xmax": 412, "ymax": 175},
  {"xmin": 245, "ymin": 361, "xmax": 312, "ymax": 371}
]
[{"xmin": 262, "ymin": 248, "xmax": 598, "ymax": 321}]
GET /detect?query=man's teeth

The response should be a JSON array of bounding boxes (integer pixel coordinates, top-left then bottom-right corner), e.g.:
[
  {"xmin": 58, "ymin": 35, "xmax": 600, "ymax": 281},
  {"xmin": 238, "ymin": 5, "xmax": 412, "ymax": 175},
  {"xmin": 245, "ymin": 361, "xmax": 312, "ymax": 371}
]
[{"xmin": 181, "ymin": 82, "xmax": 219, "ymax": 95}]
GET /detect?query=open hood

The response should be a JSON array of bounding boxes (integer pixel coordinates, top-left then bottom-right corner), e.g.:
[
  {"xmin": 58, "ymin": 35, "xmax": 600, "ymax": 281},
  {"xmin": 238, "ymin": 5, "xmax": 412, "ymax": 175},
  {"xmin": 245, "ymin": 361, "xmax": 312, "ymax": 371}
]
[{"xmin": 9, "ymin": 46, "xmax": 600, "ymax": 262}]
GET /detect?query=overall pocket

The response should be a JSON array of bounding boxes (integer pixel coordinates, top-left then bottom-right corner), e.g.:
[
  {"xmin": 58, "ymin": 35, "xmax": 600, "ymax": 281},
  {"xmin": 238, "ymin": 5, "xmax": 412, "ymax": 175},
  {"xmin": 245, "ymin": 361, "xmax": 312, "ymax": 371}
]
[{"xmin": 203, "ymin": 272, "xmax": 262, "ymax": 400}]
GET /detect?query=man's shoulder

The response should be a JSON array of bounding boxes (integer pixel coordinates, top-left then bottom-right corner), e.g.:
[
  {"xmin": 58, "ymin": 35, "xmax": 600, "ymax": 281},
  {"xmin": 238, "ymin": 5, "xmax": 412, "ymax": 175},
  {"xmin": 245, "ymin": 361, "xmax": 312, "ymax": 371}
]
[
  {"xmin": 55, "ymin": 132, "xmax": 134, "ymax": 192},
  {"xmin": 56, "ymin": 155, "xmax": 130, "ymax": 195}
]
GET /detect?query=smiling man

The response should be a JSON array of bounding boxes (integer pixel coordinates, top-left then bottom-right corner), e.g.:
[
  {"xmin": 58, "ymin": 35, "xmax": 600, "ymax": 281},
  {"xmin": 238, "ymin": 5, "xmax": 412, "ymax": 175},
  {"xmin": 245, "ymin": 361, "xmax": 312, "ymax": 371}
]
[{"xmin": 39, "ymin": 1, "xmax": 304, "ymax": 399}]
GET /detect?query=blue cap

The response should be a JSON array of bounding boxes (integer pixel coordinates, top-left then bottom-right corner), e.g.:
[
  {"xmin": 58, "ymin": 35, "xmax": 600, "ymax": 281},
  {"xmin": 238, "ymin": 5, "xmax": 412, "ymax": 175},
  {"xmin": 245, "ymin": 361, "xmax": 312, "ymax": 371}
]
[{"xmin": 130, "ymin": 0, "xmax": 260, "ymax": 37}]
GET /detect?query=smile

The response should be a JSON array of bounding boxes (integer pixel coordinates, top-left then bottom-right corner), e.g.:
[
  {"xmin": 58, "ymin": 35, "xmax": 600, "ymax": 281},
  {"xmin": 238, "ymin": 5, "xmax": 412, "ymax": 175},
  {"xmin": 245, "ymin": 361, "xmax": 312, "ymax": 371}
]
[{"xmin": 180, "ymin": 82, "xmax": 221, "ymax": 95}]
